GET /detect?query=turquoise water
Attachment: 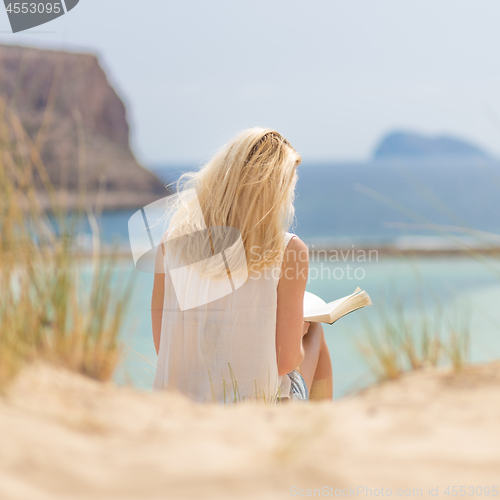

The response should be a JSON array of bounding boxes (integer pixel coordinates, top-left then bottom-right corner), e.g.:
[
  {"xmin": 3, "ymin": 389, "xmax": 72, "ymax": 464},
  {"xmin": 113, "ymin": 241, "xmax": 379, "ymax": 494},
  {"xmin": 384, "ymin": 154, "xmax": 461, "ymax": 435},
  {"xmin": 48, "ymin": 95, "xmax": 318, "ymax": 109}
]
[{"xmin": 105, "ymin": 254, "xmax": 500, "ymax": 399}]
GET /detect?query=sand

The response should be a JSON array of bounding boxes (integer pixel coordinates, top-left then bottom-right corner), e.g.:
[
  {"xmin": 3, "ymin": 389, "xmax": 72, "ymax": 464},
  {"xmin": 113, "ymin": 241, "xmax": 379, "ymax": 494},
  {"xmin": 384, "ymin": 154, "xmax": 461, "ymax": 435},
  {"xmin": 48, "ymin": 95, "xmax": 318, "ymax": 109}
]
[{"xmin": 1, "ymin": 361, "xmax": 500, "ymax": 500}]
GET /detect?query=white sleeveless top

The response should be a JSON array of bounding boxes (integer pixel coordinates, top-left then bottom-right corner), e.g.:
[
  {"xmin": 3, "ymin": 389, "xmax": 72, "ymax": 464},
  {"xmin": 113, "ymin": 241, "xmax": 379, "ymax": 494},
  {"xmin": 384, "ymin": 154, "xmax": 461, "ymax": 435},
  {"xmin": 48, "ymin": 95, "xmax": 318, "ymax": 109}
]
[{"xmin": 152, "ymin": 232, "xmax": 297, "ymax": 404}]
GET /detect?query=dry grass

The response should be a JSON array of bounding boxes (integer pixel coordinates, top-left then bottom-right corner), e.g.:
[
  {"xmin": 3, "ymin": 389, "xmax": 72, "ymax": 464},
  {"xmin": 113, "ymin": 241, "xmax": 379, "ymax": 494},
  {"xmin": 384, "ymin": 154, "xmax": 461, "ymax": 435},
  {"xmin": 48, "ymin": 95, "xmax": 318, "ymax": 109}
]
[
  {"xmin": 356, "ymin": 291, "xmax": 471, "ymax": 381},
  {"xmin": 0, "ymin": 96, "xmax": 135, "ymax": 389},
  {"xmin": 354, "ymin": 161, "xmax": 500, "ymax": 382}
]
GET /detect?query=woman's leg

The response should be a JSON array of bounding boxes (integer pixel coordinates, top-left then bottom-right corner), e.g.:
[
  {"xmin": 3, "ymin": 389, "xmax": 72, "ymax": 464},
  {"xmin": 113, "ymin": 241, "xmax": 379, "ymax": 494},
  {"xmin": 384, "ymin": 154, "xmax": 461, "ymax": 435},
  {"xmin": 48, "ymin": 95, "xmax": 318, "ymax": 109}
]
[{"xmin": 298, "ymin": 322, "xmax": 333, "ymax": 400}]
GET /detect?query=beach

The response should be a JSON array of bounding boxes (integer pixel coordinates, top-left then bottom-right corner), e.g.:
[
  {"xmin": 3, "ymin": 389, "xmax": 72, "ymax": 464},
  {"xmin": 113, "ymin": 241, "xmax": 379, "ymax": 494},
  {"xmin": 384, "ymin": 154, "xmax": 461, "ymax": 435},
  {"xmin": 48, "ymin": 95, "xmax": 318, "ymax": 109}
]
[
  {"xmin": 2, "ymin": 5, "xmax": 500, "ymax": 499},
  {"xmin": 1, "ymin": 360, "xmax": 499, "ymax": 499}
]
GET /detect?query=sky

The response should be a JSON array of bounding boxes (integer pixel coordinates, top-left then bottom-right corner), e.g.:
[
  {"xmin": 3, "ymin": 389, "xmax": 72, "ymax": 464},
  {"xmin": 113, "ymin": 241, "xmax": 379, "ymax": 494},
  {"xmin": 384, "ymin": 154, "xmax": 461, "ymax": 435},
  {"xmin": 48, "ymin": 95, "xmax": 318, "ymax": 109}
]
[{"xmin": 1, "ymin": 0, "xmax": 500, "ymax": 166}]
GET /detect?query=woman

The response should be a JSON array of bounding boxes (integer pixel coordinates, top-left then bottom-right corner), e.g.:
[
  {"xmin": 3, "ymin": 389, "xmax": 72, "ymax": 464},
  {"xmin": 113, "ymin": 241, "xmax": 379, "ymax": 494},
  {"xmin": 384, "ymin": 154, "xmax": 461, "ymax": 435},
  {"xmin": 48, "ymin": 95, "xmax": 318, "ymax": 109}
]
[{"xmin": 151, "ymin": 127, "xmax": 333, "ymax": 403}]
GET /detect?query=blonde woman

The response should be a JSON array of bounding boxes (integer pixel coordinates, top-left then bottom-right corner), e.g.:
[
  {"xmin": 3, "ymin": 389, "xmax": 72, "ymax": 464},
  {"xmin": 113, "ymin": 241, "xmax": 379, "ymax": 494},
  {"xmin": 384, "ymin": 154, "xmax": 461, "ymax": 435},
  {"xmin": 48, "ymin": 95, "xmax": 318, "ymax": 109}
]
[{"xmin": 151, "ymin": 128, "xmax": 333, "ymax": 403}]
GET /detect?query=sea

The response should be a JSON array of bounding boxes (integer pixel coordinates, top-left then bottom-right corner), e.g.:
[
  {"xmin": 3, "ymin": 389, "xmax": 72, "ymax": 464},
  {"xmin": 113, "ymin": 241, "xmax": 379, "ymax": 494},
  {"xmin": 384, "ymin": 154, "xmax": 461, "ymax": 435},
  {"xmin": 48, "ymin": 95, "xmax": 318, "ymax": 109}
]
[{"xmin": 77, "ymin": 160, "xmax": 500, "ymax": 398}]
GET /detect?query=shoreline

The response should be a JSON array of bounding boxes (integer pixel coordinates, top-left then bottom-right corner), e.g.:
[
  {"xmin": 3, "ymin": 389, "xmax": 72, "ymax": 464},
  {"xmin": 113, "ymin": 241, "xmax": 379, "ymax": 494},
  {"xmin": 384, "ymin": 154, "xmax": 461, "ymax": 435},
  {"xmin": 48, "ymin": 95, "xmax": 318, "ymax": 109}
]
[{"xmin": 309, "ymin": 245, "xmax": 500, "ymax": 258}]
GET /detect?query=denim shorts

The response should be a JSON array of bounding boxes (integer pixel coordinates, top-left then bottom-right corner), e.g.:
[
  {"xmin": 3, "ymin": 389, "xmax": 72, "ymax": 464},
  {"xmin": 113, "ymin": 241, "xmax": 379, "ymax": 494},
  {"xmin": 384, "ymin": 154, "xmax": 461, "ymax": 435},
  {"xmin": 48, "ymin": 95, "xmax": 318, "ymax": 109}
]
[{"xmin": 286, "ymin": 369, "xmax": 309, "ymax": 401}]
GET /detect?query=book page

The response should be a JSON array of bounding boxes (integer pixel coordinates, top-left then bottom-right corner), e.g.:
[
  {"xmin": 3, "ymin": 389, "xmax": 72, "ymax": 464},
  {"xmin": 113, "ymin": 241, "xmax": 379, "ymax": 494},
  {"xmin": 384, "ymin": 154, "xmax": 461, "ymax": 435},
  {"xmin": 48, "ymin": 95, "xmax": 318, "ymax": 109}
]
[
  {"xmin": 304, "ymin": 294, "xmax": 350, "ymax": 318},
  {"xmin": 304, "ymin": 287, "xmax": 371, "ymax": 323},
  {"xmin": 303, "ymin": 291, "xmax": 327, "ymax": 317}
]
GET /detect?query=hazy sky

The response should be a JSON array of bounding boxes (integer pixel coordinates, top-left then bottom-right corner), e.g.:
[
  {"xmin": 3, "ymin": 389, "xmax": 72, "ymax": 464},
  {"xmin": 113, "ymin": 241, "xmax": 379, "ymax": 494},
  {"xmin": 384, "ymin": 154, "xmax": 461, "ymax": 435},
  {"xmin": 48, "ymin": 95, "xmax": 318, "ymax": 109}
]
[{"xmin": 1, "ymin": 0, "xmax": 500, "ymax": 165}]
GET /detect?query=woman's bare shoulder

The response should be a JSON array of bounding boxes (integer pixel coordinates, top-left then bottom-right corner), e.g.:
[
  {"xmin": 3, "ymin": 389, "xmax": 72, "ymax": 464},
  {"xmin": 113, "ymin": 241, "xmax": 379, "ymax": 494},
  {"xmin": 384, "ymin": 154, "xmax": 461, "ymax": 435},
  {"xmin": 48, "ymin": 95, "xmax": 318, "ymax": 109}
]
[
  {"xmin": 283, "ymin": 236, "xmax": 309, "ymax": 266},
  {"xmin": 286, "ymin": 235, "xmax": 308, "ymax": 253}
]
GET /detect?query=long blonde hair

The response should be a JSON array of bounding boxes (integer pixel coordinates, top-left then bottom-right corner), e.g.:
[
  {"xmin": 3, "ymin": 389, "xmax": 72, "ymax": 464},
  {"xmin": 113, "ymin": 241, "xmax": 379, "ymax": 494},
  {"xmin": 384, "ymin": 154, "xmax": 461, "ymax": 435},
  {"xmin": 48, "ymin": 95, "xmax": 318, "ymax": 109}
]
[{"xmin": 162, "ymin": 127, "xmax": 301, "ymax": 278}]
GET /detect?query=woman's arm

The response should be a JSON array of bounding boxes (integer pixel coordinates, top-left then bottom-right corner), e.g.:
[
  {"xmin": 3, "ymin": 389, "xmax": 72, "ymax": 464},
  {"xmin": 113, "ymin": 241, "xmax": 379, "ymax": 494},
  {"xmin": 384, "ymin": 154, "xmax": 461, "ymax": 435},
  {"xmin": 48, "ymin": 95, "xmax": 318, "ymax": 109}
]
[
  {"xmin": 151, "ymin": 244, "xmax": 165, "ymax": 355},
  {"xmin": 275, "ymin": 236, "xmax": 309, "ymax": 376}
]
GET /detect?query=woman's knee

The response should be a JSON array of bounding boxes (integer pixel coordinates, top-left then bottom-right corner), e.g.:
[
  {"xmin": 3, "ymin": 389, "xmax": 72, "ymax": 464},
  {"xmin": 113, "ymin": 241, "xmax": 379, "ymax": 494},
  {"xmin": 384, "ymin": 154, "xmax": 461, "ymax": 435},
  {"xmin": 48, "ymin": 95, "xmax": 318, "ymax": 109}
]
[
  {"xmin": 301, "ymin": 322, "xmax": 324, "ymax": 360},
  {"xmin": 307, "ymin": 321, "xmax": 324, "ymax": 342}
]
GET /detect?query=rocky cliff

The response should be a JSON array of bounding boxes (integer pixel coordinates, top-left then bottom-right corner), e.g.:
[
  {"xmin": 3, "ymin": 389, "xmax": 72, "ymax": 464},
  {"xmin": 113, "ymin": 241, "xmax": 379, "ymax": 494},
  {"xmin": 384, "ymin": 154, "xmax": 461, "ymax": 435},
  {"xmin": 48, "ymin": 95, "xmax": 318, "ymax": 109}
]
[{"xmin": 0, "ymin": 44, "xmax": 168, "ymax": 210}]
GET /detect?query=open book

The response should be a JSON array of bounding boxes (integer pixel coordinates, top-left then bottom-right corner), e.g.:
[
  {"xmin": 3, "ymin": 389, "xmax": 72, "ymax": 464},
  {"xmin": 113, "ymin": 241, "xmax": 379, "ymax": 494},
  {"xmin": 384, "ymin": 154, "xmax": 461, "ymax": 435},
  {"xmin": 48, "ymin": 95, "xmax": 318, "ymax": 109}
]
[{"xmin": 304, "ymin": 287, "xmax": 372, "ymax": 325}]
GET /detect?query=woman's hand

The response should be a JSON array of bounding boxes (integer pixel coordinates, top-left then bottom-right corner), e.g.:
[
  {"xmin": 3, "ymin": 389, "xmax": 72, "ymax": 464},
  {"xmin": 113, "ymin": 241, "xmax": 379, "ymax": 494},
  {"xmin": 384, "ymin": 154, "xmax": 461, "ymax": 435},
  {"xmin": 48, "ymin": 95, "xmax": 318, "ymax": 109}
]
[{"xmin": 302, "ymin": 321, "xmax": 311, "ymax": 337}]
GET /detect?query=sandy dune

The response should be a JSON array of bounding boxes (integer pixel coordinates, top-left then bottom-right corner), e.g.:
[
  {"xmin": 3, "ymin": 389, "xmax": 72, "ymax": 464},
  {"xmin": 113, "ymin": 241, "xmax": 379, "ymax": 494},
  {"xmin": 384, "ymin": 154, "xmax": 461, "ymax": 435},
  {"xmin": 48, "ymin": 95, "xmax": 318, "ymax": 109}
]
[{"xmin": 1, "ymin": 361, "xmax": 499, "ymax": 500}]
